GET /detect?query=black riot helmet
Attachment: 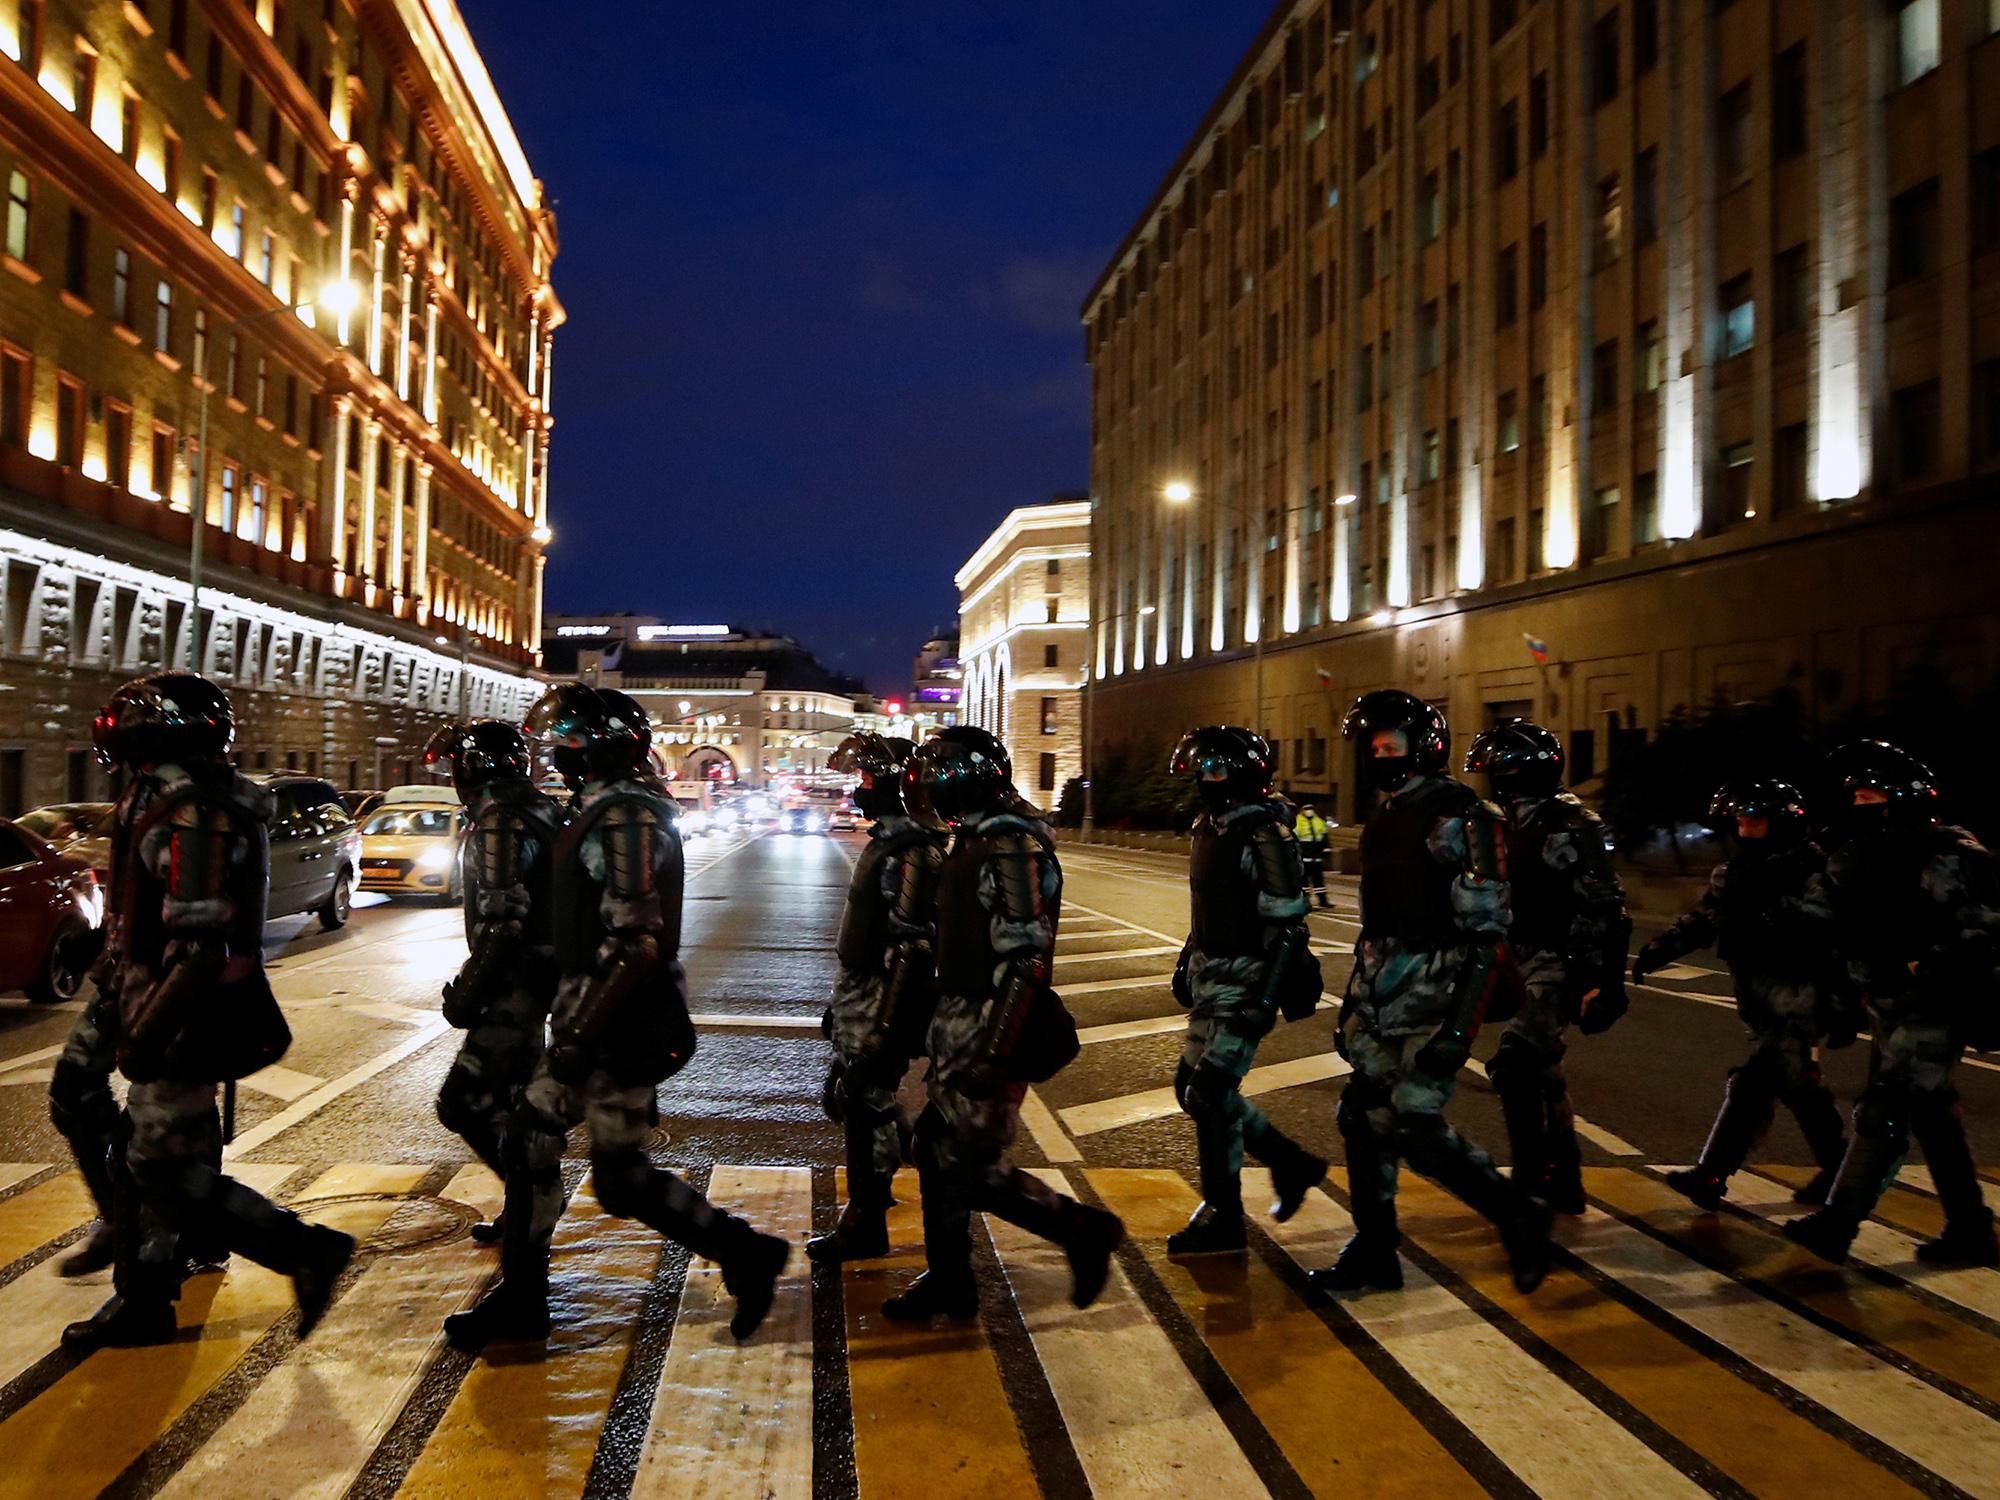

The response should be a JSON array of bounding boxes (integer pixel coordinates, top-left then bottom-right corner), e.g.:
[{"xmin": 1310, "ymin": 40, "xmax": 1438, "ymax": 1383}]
[
  {"xmin": 905, "ymin": 726, "xmax": 1012, "ymax": 831},
  {"xmin": 1463, "ymin": 718, "xmax": 1564, "ymax": 802},
  {"xmin": 424, "ymin": 719, "xmax": 532, "ymax": 798},
  {"xmin": 524, "ymin": 683, "xmax": 653, "ymax": 788},
  {"xmin": 1708, "ymin": 779, "xmax": 1810, "ymax": 851},
  {"xmin": 1342, "ymin": 689, "xmax": 1450, "ymax": 792},
  {"xmin": 92, "ymin": 672, "xmax": 234, "ymax": 770},
  {"xmin": 1826, "ymin": 739, "xmax": 1940, "ymax": 837},
  {"xmin": 1169, "ymin": 725, "xmax": 1275, "ymax": 815},
  {"xmin": 830, "ymin": 732, "xmax": 916, "ymax": 821}
]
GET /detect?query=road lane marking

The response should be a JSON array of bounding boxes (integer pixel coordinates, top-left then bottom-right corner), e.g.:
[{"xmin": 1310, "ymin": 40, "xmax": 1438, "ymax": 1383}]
[
  {"xmin": 629, "ymin": 1165, "xmax": 813, "ymax": 1499},
  {"xmin": 1076, "ymin": 1014, "xmax": 1187, "ymax": 1045},
  {"xmin": 0, "ymin": 1163, "xmax": 298, "ymax": 1391},
  {"xmin": 1391, "ymin": 1171, "xmax": 1930, "ymax": 1500},
  {"xmin": 394, "ymin": 1184, "xmax": 663, "ymax": 1498},
  {"xmin": 1053, "ymin": 945, "xmax": 1183, "ymax": 965},
  {"xmin": 1059, "ymin": 975, "xmax": 1171, "ymax": 997},
  {"xmin": 236, "ymin": 1062, "xmax": 325, "ymax": 1102},
  {"xmin": 1253, "ymin": 1170, "xmax": 1710, "ymax": 1499},
  {"xmin": 688, "ymin": 1012, "xmax": 824, "ymax": 1031},
  {"xmin": 1058, "ymin": 1053, "xmax": 1351, "ymax": 1137},
  {"xmin": 151, "ymin": 1164, "xmax": 504, "ymax": 1500},
  {"xmin": 1018, "ymin": 1090, "xmax": 1081, "ymax": 1164},
  {"xmin": 842, "ymin": 1175, "xmax": 1040, "ymax": 1496},
  {"xmin": 223, "ymin": 1013, "xmax": 450, "ymax": 1161},
  {"xmin": 0, "ymin": 1165, "xmax": 46, "ymax": 1196},
  {"xmin": 1063, "ymin": 900, "xmax": 1182, "ymax": 946},
  {"xmin": 1561, "ymin": 1169, "xmax": 2000, "ymax": 1497},
  {"xmin": 0, "ymin": 1044, "xmax": 66, "ymax": 1077},
  {"xmin": 0, "ymin": 1164, "xmax": 426, "ymax": 1500},
  {"xmin": 984, "ymin": 1168, "xmax": 1270, "ymax": 1496},
  {"xmin": 0, "ymin": 1067, "xmax": 53, "ymax": 1086},
  {"xmin": 1086, "ymin": 1167, "xmax": 1489, "ymax": 1500}
]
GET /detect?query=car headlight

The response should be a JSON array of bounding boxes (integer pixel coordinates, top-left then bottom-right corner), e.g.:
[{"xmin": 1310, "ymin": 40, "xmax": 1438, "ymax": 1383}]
[{"xmin": 416, "ymin": 846, "xmax": 453, "ymax": 870}]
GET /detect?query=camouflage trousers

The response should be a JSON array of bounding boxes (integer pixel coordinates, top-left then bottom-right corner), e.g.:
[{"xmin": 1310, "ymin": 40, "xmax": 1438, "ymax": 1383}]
[
  {"xmin": 1826, "ymin": 1003, "xmax": 1985, "ymax": 1229},
  {"xmin": 125, "ymin": 1079, "xmax": 310, "ymax": 1287},
  {"xmin": 1735, "ymin": 975, "xmax": 1831, "ymax": 1095},
  {"xmin": 1179, "ymin": 984, "xmax": 1283, "ymax": 1211},
  {"xmin": 435, "ymin": 984, "xmax": 549, "ymax": 1184},
  {"xmin": 1339, "ymin": 1017, "xmax": 1512, "ymax": 1232},
  {"xmin": 514, "ymin": 1061, "xmax": 740, "ymax": 1264},
  {"xmin": 48, "ymin": 984, "xmax": 120, "ymax": 1224},
  {"xmin": 826, "ymin": 968, "xmax": 906, "ymax": 1187},
  {"xmin": 1488, "ymin": 952, "xmax": 1583, "ymax": 1199}
]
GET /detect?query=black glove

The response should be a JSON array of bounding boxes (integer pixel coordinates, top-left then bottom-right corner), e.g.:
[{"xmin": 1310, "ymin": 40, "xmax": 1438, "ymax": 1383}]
[
  {"xmin": 1333, "ymin": 999, "xmax": 1354, "ymax": 1062},
  {"xmin": 1172, "ymin": 945, "xmax": 1193, "ymax": 1009},
  {"xmin": 1576, "ymin": 972, "xmax": 1629, "ymax": 1036},
  {"xmin": 820, "ymin": 1057, "xmax": 847, "ymax": 1123},
  {"xmin": 544, "ymin": 1036, "xmax": 593, "ymax": 1088},
  {"xmin": 1413, "ymin": 1022, "xmax": 1472, "ymax": 1078},
  {"xmin": 1630, "ymin": 940, "xmax": 1669, "ymax": 985}
]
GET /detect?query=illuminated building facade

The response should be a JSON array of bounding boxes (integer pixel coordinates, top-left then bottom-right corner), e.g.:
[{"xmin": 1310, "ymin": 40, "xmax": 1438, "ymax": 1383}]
[
  {"xmin": 1085, "ymin": 0, "xmax": 2000, "ymax": 821},
  {"xmin": 957, "ymin": 499, "xmax": 1091, "ymax": 805},
  {"xmin": 0, "ymin": 0, "xmax": 557, "ymax": 808},
  {"xmin": 540, "ymin": 616, "xmax": 867, "ymax": 787}
]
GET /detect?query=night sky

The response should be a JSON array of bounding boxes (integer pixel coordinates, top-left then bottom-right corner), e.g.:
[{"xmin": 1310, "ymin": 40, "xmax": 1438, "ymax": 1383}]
[{"xmin": 463, "ymin": 1, "xmax": 1271, "ymax": 693}]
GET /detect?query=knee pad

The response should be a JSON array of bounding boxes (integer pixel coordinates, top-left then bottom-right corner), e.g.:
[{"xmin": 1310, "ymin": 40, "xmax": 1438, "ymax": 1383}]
[
  {"xmin": 1182, "ymin": 1062, "xmax": 1234, "ymax": 1122},
  {"xmin": 1853, "ymin": 1082, "xmax": 1912, "ymax": 1144},
  {"xmin": 1337, "ymin": 1078, "xmax": 1392, "ymax": 1145},
  {"xmin": 591, "ymin": 1150, "xmax": 652, "ymax": 1219}
]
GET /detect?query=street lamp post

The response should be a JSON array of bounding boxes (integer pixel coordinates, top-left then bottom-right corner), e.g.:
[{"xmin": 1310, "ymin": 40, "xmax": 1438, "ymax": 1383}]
[{"xmin": 187, "ymin": 280, "xmax": 356, "ymax": 668}]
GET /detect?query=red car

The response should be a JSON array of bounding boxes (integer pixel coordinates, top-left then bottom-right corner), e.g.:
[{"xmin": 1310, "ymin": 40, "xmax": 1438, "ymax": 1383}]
[{"xmin": 0, "ymin": 817, "xmax": 104, "ymax": 1003}]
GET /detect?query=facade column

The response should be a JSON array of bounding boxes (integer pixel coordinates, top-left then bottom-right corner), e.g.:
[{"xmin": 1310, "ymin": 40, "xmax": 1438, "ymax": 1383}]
[
  {"xmin": 412, "ymin": 462, "xmax": 433, "ymax": 621},
  {"xmin": 365, "ymin": 218, "xmax": 388, "ymax": 376},
  {"xmin": 521, "ymin": 423, "xmax": 536, "ymax": 520},
  {"xmin": 535, "ymin": 429, "xmax": 551, "ymax": 522},
  {"xmin": 355, "ymin": 418, "xmax": 379, "ymax": 587},
  {"xmin": 325, "ymin": 395, "xmax": 352, "ymax": 583},
  {"xmin": 527, "ymin": 311, "xmax": 541, "ymax": 396},
  {"xmin": 395, "ymin": 251, "xmax": 415, "ymax": 402},
  {"xmin": 530, "ymin": 552, "xmax": 545, "ymax": 655},
  {"xmin": 1660, "ymin": 0, "xmax": 1713, "ymax": 538},
  {"xmin": 334, "ymin": 190, "xmax": 357, "ymax": 346},
  {"xmin": 422, "ymin": 288, "xmax": 441, "ymax": 422},
  {"xmin": 386, "ymin": 439, "xmax": 408, "ymax": 606},
  {"xmin": 1812, "ymin": 3, "xmax": 1874, "ymax": 502}
]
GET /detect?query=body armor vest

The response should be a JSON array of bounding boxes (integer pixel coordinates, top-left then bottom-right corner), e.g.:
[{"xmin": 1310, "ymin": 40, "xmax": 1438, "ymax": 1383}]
[
  {"xmin": 471, "ymin": 778, "xmax": 561, "ymax": 950},
  {"xmin": 1505, "ymin": 798, "xmax": 1578, "ymax": 953},
  {"xmin": 933, "ymin": 819, "xmax": 1055, "ymax": 997},
  {"xmin": 835, "ymin": 823, "xmax": 935, "ymax": 971},
  {"xmin": 552, "ymin": 783, "xmax": 680, "ymax": 975},
  {"xmin": 1189, "ymin": 809, "xmax": 1274, "ymax": 959},
  {"xmin": 120, "ymin": 768, "xmax": 270, "ymax": 970},
  {"xmin": 1359, "ymin": 778, "xmax": 1473, "ymax": 945},
  {"xmin": 1834, "ymin": 832, "xmax": 1945, "ymax": 977}
]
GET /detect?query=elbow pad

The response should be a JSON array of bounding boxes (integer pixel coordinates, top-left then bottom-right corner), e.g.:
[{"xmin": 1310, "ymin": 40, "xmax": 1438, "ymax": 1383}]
[
  {"xmin": 1259, "ymin": 924, "xmax": 1323, "ymax": 1022},
  {"xmin": 443, "ymin": 921, "xmax": 525, "ymax": 1028}
]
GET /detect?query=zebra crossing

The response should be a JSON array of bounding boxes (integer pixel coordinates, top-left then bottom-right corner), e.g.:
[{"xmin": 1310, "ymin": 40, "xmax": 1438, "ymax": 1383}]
[{"xmin": 1, "ymin": 1152, "xmax": 1996, "ymax": 1497}]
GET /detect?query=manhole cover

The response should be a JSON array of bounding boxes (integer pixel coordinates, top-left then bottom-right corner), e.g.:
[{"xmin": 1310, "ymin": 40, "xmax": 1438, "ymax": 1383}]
[{"xmin": 306, "ymin": 1192, "xmax": 482, "ymax": 1256}]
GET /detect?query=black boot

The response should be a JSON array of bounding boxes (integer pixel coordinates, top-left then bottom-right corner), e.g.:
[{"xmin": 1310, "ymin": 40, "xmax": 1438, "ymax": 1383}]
[
  {"xmin": 720, "ymin": 1227, "xmax": 791, "ymax": 1340},
  {"xmin": 979, "ymin": 1169, "xmax": 1123, "ymax": 1308},
  {"xmin": 1312, "ymin": 1096, "xmax": 1403, "ymax": 1297},
  {"xmin": 1671, "ymin": 1067, "xmax": 1778, "ymax": 1211},
  {"xmin": 468, "ymin": 1212, "xmax": 506, "ymax": 1246},
  {"xmin": 1251, "ymin": 1126, "xmax": 1329, "ymax": 1224},
  {"xmin": 1309, "ymin": 1234, "xmax": 1404, "ymax": 1297},
  {"xmin": 1403, "ymin": 1120, "xmax": 1551, "ymax": 1293},
  {"xmin": 1786, "ymin": 1079, "xmax": 1848, "ymax": 1206},
  {"xmin": 1911, "ymin": 1096, "xmax": 1998, "ymax": 1267},
  {"xmin": 1492, "ymin": 1059, "xmax": 1552, "ymax": 1205},
  {"xmin": 807, "ymin": 1194, "xmax": 892, "ymax": 1265},
  {"xmin": 61, "ymin": 1289, "xmax": 178, "ymax": 1352},
  {"xmin": 881, "ymin": 1178, "xmax": 978, "ymax": 1321},
  {"xmin": 1174, "ymin": 1110, "xmax": 1248, "ymax": 1253},
  {"xmin": 1786, "ymin": 1128, "xmax": 1904, "ymax": 1265},
  {"xmin": 1542, "ymin": 1084, "xmax": 1587, "ymax": 1216},
  {"xmin": 292, "ymin": 1224, "xmax": 357, "ymax": 1337},
  {"xmin": 880, "ymin": 1269, "xmax": 980, "ymax": 1320},
  {"xmin": 445, "ymin": 1269, "xmax": 551, "ymax": 1351},
  {"xmin": 1783, "ymin": 1207, "xmax": 1860, "ymax": 1263},
  {"xmin": 64, "ymin": 1142, "xmax": 175, "ymax": 1349},
  {"xmin": 1167, "ymin": 1201, "xmax": 1247, "ymax": 1256},
  {"xmin": 58, "ymin": 1222, "xmax": 116, "ymax": 1278}
]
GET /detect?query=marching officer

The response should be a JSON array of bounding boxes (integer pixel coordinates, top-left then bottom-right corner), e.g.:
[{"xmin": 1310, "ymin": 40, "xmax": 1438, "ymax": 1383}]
[
  {"xmin": 1164, "ymin": 727, "xmax": 1327, "ymax": 1254},
  {"xmin": 1311, "ymin": 690, "xmax": 1550, "ymax": 1299},
  {"xmin": 1631, "ymin": 780, "xmax": 1849, "ymax": 1212},
  {"xmin": 1294, "ymin": 802, "xmax": 1333, "ymax": 909},
  {"xmin": 426, "ymin": 720, "xmax": 565, "ymax": 1254},
  {"xmin": 449, "ymin": 684, "xmax": 789, "ymax": 1350},
  {"xmin": 809, "ymin": 732, "xmax": 945, "ymax": 1264},
  {"xmin": 1465, "ymin": 720, "xmax": 1631, "ymax": 1214},
  {"xmin": 64, "ymin": 673, "xmax": 354, "ymax": 1352},
  {"xmin": 882, "ymin": 727, "xmax": 1123, "ymax": 1320},
  {"xmin": 1785, "ymin": 741, "xmax": 1998, "ymax": 1267}
]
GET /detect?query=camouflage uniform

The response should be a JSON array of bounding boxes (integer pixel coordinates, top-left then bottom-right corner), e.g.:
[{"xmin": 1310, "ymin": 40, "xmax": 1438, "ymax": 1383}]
[
  {"xmin": 1492, "ymin": 792, "xmax": 1630, "ymax": 1209},
  {"xmin": 435, "ymin": 777, "xmax": 563, "ymax": 1191},
  {"xmin": 1338, "ymin": 773, "xmax": 1523, "ymax": 1252},
  {"xmin": 1174, "ymin": 798, "xmax": 1325, "ymax": 1234},
  {"xmin": 1807, "ymin": 824, "xmax": 1997, "ymax": 1248},
  {"xmin": 1639, "ymin": 843, "xmax": 1847, "ymax": 1199},
  {"xmin": 822, "ymin": 812, "xmax": 944, "ymax": 1216}
]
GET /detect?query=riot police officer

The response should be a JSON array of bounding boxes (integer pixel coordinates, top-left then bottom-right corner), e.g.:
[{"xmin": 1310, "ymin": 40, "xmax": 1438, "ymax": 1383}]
[
  {"xmin": 426, "ymin": 720, "xmax": 564, "ymax": 1256},
  {"xmin": 881, "ymin": 727, "xmax": 1123, "ymax": 1320},
  {"xmin": 1311, "ymin": 690, "xmax": 1550, "ymax": 1299},
  {"xmin": 1785, "ymin": 742, "xmax": 1998, "ymax": 1267},
  {"xmin": 809, "ymin": 733, "xmax": 944, "ymax": 1264},
  {"xmin": 1163, "ymin": 727, "xmax": 1327, "ymax": 1254},
  {"xmin": 1631, "ymin": 780, "xmax": 1849, "ymax": 1212},
  {"xmin": 1465, "ymin": 720, "xmax": 1631, "ymax": 1214},
  {"xmin": 64, "ymin": 673, "xmax": 355, "ymax": 1352},
  {"xmin": 448, "ymin": 684, "xmax": 788, "ymax": 1350}
]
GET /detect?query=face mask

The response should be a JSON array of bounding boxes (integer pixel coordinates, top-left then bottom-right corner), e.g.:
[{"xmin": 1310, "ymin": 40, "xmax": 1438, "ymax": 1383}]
[
  {"xmin": 1197, "ymin": 775, "xmax": 1237, "ymax": 815},
  {"xmin": 1367, "ymin": 755, "xmax": 1415, "ymax": 791}
]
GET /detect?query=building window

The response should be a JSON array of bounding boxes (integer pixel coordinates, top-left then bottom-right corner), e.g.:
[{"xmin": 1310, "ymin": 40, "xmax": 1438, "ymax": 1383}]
[
  {"xmin": 0, "ymin": 347, "xmax": 28, "ymax": 447},
  {"xmin": 1039, "ymin": 752, "xmax": 1057, "ymax": 794},
  {"xmin": 1595, "ymin": 175, "xmax": 1623, "ymax": 268},
  {"xmin": 1889, "ymin": 180, "xmax": 1939, "ymax": 284},
  {"xmin": 1633, "ymin": 471, "xmax": 1659, "ymax": 544},
  {"xmin": 1893, "ymin": 380, "xmax": 1941, "ymax": 479},
  {"xmin": 55, "ymin": 373, "xmax": 83, "ymax": 467},
  {"xmin": 1529, "ymin": 375, "xmax": 1547, "ymax": 442},
  {"xmin": 254, "ymin": 354, "xmax": 268, "ymax": 417},
  {"xmin": 118, "ymin": 91, "xmax": 139, "ymax": 165},
  {"xmin": 1775, "ymin": 243, "xmax": 1810, "ymax": 333},
  {"xmin": 1420, "ymin": 299, "xmax": 1440, "ymax": 370},
  {"xmin": 1718, "ymin": 84, "xmax": 1752, "ymax": 185},
  {"xmin": 200, "ymin": 169, "xmax": 218, "ymax": 231},
  {"xmin": 192, "ymin": 307, "xmax": 207, "ymax": 377},
  {"xmin": 4, "ymin": 169, "xmax": 27, "ymax": 261},
  {"xmin": 1593, "ymin": 9, "xmax": 1620, "ymax": 107},
  {"xmin": 1720, "ymin": 274, "xmax": 1754, "ymax": 357},
  {"xmin": 1447, "ymin": 148, "xmax": 1462, "ymax": 224},
  {"xmin": 1040, "ymin": 697, "xmax": 1058, "ymax": 735},
  {"xmin": 1635, "ymin": 320, "xmax": 1663, "ymax": 393},
  {"xmin": 1720, "ymin": 441, "xmax": 1755, "ymax": 519},
  {"xmin": 224, "ymin": 333, "xmax": 239, "ymax": 399},
  {"xmin": 259, "ymin": 230, "xmax": 274, "ymax": 286},
  {"xmin": 105, "ymin": 402, "xmax": 129, "ymax": 488},
  {"xmin": 150, "ymin": 424, "xmax": 173, "ymax": 498},
  {"xmin": 1043, "ymin": 643, "xmax": 1059, "ymax": 668},
  {"xmin": 1634, "ymin": 147, "xmax": 1659, "ymax": 244},
  {"xmin": 1493, "ymin": 99, "xmax": 1518, "ymax": 184},
  {"xmin": 1774, "ymin": 422, "xmax": 1808, "ymax": 516},
  {"xmin": 248, "ymin": 475, "xmax": 268, "ymax": 544},
  {"xmin": 1530, "ymin": 71, "xmax": 1549, "ymax": 156},
  {"xmin": 72, "ymin": 39, "xmax": 96, "ymax": 123},
  {"xmin": 17, "ymin": 0, "xmax": 42, "ymax": 71},
  {"xmin": 1447, "ymin": 283, "xmax": 1462, "ymax": 355},
  {"xmin": 1593, "ymin": 339, "xmax": 1619, "ymax": 413},
  {"xmin": 1898, "ymin": 0, "xmax": 1941, "ymax": 86},
  {"xmin": 1498, "ymin": 389, "xmax": 1520, "ymax": 452},
  {"xmin": 63, "ymin": 207, "xmax": 88, "ymax": 299},
  {"xmin": 1529, "ymin": 222, "xmax": 1547, "ymax": 308},
  {"xmin": 1421, "ymin": 429, "xmax": 1441, "ymax": 484},
  {"xmin": 1976, "ymin": 148, "xmax": 2000, "ymax": 252},
  {"xmin": 1978, "ymin": 361, "xmax": 2000, "ymax": 461},
  {"xmin": 1773, "ymin": 44, "xmax": 1808, "ymax": 159},
  {"xmin": 1419, "ymin": 170, "xmax": 1440, "ymax": 241},
  {"xmin": 1634, "ymin": 0, "xmax": 1659, "ymax": 74},
  {"xmin": 219, "ymin": 462, "xmax": 238, "ymax": 531},
  {"xmin": 154, "ymin": 279, "xmax": 172, "ymax": 352},
  {"xmin": 227, "ymin": 201, "xmax": 245, "ymax": 260},
  {"xmin": 167, "ymin": 0, "xmax": 187, "ymax": 57},
  {"xmin": 1496, "ymin": 243, "xmax": 1518, "ymax": 326}
]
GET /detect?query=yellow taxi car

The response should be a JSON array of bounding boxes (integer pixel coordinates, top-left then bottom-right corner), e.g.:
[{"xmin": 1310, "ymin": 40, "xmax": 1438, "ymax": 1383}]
[{"xmin": 357, "ymin": 802, "xmax": 467, "ymax": 902}]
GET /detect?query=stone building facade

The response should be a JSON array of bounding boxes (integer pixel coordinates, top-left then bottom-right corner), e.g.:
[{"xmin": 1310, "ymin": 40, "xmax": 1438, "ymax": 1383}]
[
  {"xmin": 0, "ymin": 0, "xmax": 555, "ymax": 811},
  {"xmin": 957, "ymin": 500, "xmax": 1091, "ymax": 806},
  {"xmin": 1083, "ymin": 0, "xmax": 2000, "ymax": 821}
]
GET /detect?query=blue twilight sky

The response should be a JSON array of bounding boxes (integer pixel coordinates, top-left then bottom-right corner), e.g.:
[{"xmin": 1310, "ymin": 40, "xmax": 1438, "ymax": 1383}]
[{"xmin": 461, "ymin": 1, "xmax": 1271, "ymax": 693}]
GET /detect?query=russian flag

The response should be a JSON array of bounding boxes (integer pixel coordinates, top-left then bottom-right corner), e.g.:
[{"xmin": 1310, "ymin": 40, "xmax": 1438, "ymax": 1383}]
[{"xmin": 1523, "ymin": 632, "xmax": 1550, "ymax": 666}]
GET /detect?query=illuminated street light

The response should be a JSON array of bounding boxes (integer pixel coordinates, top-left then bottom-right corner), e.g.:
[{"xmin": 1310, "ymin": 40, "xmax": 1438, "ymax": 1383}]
[{"xmin": 1162, "ymin": 480, "xmax": 1195, "ymax": 504}]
